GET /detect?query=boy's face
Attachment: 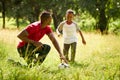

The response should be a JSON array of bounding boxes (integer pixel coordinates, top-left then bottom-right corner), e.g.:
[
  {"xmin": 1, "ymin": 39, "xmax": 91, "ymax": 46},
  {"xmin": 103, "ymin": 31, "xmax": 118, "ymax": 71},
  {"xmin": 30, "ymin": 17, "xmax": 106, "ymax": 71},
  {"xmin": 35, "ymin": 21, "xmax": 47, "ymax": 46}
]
[{"xmin": 66, "ymin": 12, "xmax": 74, "ymax": 21}]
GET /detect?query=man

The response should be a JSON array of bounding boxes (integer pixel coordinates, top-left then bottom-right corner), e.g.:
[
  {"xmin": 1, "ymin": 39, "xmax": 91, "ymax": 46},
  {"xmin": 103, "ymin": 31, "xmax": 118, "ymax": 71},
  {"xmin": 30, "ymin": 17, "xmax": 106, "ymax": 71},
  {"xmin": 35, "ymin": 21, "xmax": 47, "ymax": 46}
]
[
  {"xmin": 56, "ymin": 9, "xmax": 86, "ymax": 62},
  {"xmin": 17, "ymin": 11, "xmax": 67, "ymax": 66}
]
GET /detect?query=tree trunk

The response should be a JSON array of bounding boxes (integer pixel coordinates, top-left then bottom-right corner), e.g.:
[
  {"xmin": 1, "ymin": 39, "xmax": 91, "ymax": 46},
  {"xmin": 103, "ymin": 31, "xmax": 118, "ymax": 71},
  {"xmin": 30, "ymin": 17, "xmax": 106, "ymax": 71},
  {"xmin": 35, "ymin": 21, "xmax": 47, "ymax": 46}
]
[
  {"xmin": 1, "ymin": 0, "xmax": 5, "ymax": 29},
  {"xmin": 98, "ymin": 9, "xmax": 108, "ymax": 34},
  {"xmin": 52, "ymin": 11, "xmax": 63, "ymax": 30},
  {"xmin": 16, "ymin": 17, "xmax": 19, "ymax": 29}
]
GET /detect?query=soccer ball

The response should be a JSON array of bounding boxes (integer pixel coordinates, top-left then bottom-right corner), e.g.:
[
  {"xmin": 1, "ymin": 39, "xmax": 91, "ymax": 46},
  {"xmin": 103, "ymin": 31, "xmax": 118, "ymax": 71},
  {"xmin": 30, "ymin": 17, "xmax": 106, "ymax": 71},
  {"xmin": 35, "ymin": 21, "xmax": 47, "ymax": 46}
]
[{"xmin": 58, "ymin": 63, "xmax": 69, "ymax": 69}]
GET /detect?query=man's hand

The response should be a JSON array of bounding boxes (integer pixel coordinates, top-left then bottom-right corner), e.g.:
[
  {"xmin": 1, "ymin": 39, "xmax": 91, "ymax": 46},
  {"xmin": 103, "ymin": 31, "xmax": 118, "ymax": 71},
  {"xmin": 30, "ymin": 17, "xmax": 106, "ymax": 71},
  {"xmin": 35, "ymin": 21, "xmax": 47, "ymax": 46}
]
[
  {"xmin": 48, "ymin": 33, "xmax": 67, "ymax": 63},
  {"xmin": 59, "ymin": 54, "xmax": 68, "ymax": 63},
  {"xmin": 32, "ymin": 41, "xmax": 43, "ymax": 48}
]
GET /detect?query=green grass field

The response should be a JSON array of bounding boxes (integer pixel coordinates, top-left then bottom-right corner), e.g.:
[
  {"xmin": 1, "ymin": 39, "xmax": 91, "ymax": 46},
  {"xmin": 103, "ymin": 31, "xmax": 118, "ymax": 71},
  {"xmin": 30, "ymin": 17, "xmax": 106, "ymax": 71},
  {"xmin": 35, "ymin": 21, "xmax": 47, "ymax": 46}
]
[{"xmin": 0, "ymin": 29, "xmax": 120, "ymax": 80}]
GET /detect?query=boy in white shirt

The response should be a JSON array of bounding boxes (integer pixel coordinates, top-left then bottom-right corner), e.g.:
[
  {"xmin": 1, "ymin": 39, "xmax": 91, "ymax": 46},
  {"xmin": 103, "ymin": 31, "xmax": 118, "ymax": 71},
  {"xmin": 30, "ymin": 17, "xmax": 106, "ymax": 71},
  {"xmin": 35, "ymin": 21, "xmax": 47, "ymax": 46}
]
[{"xmin": 57, "ymin": 9, "xmax": 86, "ymax": 62}]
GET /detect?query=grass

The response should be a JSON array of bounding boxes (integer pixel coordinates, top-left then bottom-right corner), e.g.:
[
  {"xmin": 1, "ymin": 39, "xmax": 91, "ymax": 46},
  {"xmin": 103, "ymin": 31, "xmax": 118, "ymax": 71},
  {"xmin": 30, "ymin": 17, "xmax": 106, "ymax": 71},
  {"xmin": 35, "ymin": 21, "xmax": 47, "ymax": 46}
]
[{"xmin": 0, "ymin": 29, "xmax": 120, "ymax": 80}]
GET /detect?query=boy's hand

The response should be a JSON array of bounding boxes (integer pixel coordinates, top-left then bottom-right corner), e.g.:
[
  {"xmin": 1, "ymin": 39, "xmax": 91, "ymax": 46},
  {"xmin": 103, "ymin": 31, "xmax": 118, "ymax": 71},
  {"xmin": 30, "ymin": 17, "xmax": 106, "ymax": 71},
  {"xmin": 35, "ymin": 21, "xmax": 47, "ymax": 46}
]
[
  {"xmin": 58, "ymin": 34, "xmax": 62, "ymax": 37},
  {"xmin": 82, "ymin": 39, "xmax": 86, "ymax": 45}
]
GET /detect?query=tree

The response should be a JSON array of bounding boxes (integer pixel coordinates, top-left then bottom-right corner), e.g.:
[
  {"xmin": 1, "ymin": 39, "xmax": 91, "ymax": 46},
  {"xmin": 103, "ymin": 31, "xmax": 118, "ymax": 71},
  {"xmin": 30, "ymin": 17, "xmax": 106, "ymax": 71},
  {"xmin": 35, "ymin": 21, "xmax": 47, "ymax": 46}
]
[
  {"xmin": 0, "ymin": 0, "xmax": 23, "ymax": 28},
  {"xmin": 77, "ymin": 0, "xmax": 120, "ymax": 34},
  {"xmin": 44, "ymin": 0, "xmax": 79, "ymax": 29},
  {"xmin": 0, "ymin": 0, "xmax": 6, "ymax": 29},
  {"xmin": 1, "ymin": 0, "xmax": 119, "ymax": 32},
  {"xmin": 37, "ymin": 0, "xmax": 68, "ymax": 29},
  {"xmin": 11, "ymin": 0, "xmax": 23, "ymax": 28},
  {"xmin": 22, "ymin": 0, "xmax": 42, "ymax": 23},
  {"xmin": 96, "ymin": 0, "xmax": 108, "ymax": 34}
]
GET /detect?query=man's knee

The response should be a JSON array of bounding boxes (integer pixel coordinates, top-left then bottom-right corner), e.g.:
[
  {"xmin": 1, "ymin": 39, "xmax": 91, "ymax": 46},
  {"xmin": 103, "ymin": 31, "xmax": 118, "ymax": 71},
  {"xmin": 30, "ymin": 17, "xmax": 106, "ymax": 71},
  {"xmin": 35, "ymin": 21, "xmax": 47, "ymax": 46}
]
[{"xmin": 42, "ymin": 44, "xmax": 51, "ymax": 54}]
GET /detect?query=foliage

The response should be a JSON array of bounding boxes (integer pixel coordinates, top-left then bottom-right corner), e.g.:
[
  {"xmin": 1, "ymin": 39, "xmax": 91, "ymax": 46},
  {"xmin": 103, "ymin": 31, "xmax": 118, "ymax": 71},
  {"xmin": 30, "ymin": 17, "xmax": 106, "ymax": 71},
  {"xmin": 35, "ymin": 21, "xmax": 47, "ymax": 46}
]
[
  {"xmin": 108, "ymin": 19, "xmax": 120, "ymax": 35},
  {"xmin": 0, "ymin": 0, "xmax": 120, "ymax": 34},
  {"xmin": 76, "ymin": 0, "xmax": 120, "ymax": 34},
  {"xmin": 75, "ymin": 12, "xmax": 96, "ymax": 32}
]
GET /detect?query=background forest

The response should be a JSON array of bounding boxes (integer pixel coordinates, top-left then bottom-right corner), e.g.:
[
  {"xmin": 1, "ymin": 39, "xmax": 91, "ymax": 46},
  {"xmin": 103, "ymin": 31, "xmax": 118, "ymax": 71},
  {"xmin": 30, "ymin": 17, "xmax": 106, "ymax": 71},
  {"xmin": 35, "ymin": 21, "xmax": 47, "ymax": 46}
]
[{"xmin": 0, "ymin": 0, "xmax": 120, "ymax": 34}]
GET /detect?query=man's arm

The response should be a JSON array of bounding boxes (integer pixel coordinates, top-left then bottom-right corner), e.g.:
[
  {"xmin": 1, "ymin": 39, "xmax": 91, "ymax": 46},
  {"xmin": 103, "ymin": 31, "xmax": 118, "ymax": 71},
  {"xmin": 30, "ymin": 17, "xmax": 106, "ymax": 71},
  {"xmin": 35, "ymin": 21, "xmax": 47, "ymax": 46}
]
[
  {"xmin": 17, "ymin": 30, "xmax": 43, "ymax": 47},
  {"xmin": 47, "ymin": 32, "xmax": 67, "ymax": 63}
]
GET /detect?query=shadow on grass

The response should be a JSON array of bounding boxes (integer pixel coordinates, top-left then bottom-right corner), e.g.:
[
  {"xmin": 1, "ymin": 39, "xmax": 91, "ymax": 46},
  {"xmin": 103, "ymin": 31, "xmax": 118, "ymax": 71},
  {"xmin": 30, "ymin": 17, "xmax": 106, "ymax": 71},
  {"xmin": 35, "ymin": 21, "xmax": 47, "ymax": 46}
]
[
  {"xmin": 69, "ymin": 61, "xmax": 89, "ymax": 68},
  {"xmin": 7, "ymin": 58, "xmax": 28, "ymax": 69}
]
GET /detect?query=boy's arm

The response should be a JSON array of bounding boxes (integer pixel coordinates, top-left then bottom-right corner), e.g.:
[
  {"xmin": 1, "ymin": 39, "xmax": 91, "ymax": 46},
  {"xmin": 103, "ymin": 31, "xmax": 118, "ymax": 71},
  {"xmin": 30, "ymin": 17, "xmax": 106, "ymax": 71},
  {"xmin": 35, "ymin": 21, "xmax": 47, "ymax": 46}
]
[
  {"xmin": 75, "ymin": 22, "xmax": 86, "ymax": 45},
  {"xmin": 56, "ymin": 22, "xmax": 64, "ymax": 36},
  {"xmin": 78, "ymin": 30, "xmax": 86, "ymax": 45}
]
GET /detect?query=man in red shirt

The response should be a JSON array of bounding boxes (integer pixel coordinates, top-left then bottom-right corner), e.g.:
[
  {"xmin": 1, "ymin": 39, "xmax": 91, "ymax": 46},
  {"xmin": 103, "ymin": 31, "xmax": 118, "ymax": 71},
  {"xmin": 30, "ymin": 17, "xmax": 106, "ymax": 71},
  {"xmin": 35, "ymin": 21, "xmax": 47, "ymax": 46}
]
[{"xmin": 17, "ymin": 11, "xmax": 67, "ymax": 67}]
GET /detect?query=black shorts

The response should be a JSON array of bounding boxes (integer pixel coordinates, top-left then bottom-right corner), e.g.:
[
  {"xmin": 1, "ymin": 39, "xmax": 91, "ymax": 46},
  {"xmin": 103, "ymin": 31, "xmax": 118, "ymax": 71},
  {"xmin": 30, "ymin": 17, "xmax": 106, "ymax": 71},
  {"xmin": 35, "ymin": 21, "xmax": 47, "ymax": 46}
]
[{"xmin": 17, "ymin": 43, "xmax": 51, "ymax": 58}]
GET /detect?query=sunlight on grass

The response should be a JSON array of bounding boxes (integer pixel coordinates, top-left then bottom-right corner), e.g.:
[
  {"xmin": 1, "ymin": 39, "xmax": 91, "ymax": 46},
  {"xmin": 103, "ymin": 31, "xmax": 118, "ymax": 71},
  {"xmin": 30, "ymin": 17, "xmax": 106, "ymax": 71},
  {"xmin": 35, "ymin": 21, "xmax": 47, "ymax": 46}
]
[{"xmin": 0, "ymin": 30, "xmax": 120, "ymax": 80}]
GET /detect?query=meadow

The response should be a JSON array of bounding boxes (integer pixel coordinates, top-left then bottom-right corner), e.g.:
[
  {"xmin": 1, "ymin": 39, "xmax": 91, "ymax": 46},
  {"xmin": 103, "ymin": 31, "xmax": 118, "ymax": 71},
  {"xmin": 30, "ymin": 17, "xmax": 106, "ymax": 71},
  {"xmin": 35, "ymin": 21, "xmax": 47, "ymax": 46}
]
[{"xmin": 0, "ymin": 29, "xmax": 120, "ymax": 80}]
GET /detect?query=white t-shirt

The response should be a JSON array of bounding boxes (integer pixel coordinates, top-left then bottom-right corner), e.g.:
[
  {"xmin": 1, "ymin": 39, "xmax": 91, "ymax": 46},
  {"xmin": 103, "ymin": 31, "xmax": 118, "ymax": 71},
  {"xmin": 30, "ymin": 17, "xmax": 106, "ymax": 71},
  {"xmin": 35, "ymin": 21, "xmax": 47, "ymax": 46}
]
[{"xmin": 57, "ymin": 21, "xmax": 80, "ymax": 44}]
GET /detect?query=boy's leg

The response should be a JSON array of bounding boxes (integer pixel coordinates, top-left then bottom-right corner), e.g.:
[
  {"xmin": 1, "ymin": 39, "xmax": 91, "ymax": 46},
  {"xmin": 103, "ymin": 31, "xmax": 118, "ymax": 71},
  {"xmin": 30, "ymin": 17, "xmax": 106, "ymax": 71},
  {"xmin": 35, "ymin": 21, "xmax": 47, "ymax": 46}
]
[
  {"xmin": 63, "ymin": 44, "xmax": 70, "ymax": 61},
  {"xmin": 70, "ymin": 42, "xmax": 77, "ymax": 62}
]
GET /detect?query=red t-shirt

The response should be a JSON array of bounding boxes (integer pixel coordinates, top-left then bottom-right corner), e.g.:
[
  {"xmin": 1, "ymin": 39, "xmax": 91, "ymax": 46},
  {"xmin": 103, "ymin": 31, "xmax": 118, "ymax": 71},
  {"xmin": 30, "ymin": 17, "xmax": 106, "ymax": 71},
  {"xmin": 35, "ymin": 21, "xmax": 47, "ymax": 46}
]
[{"xmin": 17, "ymin": 21, "xmax": 52, "ymax": 48}]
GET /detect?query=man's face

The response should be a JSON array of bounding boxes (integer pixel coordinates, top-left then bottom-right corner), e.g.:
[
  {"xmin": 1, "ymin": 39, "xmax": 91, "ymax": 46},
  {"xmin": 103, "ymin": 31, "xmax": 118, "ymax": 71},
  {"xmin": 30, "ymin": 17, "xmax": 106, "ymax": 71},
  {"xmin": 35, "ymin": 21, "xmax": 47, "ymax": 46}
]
[
  {"xmin": 46, "ymin": 16, "xmax": 52, "ymax": 25},
  {"xmin": 66, "ymin": 12, "xmax": 74, "ymax": 21}
]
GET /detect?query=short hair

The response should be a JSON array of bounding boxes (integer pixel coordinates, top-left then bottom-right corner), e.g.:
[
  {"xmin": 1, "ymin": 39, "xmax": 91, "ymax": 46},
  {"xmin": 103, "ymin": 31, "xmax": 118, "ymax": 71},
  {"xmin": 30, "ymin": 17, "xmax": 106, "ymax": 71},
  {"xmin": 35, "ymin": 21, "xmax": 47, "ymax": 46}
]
[
  {"xmin": 66, "ymin": 9, "xmax": 75, "ymax": 15},
  {"xmin": 40, "ymin": 11, "xmax": 51, "ymax": 23}
]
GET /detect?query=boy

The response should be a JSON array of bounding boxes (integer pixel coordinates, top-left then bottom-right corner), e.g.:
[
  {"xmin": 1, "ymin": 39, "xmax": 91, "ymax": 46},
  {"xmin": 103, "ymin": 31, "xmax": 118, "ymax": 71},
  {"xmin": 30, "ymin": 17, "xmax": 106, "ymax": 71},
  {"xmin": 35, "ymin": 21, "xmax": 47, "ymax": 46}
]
[{"xmin": 57, "ymin": 9, "xmax": 86, "ymax": 62}]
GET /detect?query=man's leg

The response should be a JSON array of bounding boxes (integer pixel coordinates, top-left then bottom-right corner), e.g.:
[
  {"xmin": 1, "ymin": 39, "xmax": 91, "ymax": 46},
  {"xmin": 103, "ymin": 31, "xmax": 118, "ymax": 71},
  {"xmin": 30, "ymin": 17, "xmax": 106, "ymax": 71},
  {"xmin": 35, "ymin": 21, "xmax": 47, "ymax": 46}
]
[
  {"xmin": 17, "ymin": 44, "xmax": 51, "ymax": 66},
  {"xmin": 17, "ymin": 45, "xmax": 27, "ymax": 58},
  {"xmin": 17, "ymin": 44, "xmax": 36, "ymax": 65},
  {"xmin": 63, "ymin": 44, "xmax": 70, "ymax": 61},
  {"xmin": 70, "ymin": 42, "xmax": 77, "ymax": 62},
  {"xmin": 36, "ymin": 44, "xmax": 51, "ymax": 64}
]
